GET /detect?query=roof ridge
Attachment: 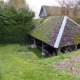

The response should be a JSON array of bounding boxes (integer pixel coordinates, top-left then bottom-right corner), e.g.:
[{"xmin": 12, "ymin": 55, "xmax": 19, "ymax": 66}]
[
  {"xmin": 42, "ymin": 5, "xmax": 59, "ymax": 7},
  {"xmin": 54, "ymin": 16, "xmax": 67, "ymax": 48}
]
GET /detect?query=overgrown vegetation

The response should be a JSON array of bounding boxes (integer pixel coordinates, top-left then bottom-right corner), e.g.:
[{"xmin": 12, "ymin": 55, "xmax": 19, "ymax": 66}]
[
  {"xmin": 0, "ymin": 4, "xmax": 34, "ymax": 44},
  {"xmin": 76, "ymin": 17, "xmax": 80, "ymax": 24},
  {"xmin": 0, "ymin": 44, "xmax": 80, "ymax": 80}
]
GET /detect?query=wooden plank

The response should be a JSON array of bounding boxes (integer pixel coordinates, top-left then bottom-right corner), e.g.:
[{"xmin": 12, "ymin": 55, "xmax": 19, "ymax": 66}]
[
  {"xmin": 42, "ymin": 42, "xmax": 46, "ymax": 56},
  {"xmin": 33, "ymin": 38, "xmax": 36, "ymax": 46},
  {"xmin": 56, "ymin": 48, "xmax": 61, "ymax": 55},
  {"xmin": 31, "ymin": 38, "xmax": 37, "ymax": 48},
  {"xmin": 75, "ymin": 44, "xmax": 77, "ymax": 50}
]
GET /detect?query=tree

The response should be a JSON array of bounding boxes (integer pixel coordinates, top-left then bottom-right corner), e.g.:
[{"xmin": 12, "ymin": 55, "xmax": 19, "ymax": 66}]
[
  {"xmin": 57, "ymin": 0, "xmax": 80, "ymax": 18},
  {"xmin": 0, "ymin": 4, "xmax": 35, "ymax": 44},
  {"xmin": 0, "ymin": 0, "xmax": 4, "ymax": 5},
  {"xmin": 8, "ymin": 0, "xmax": 28, "ymax": 9}
]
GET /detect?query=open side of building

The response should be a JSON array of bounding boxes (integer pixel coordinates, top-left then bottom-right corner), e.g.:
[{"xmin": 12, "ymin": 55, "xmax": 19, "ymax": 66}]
[{"xmin": 30, "ymin": 16, "xmax": 80, "ymax": 56}]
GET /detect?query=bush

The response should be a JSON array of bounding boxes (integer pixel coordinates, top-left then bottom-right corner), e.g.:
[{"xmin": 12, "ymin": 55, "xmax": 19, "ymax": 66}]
[{"xmin": 0, "ymin": 5, "xmax": 35, "ymax": 44}]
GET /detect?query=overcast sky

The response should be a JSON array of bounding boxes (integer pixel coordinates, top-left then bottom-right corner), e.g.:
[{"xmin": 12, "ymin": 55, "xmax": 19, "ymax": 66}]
[{"xmin": 27, "ymin": 0, "xmax": 58, "ymax": 18}]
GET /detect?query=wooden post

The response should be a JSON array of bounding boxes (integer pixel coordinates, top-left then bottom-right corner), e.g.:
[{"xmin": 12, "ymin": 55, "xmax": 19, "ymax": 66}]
[
  {"xmin": 75, "ymin": 44, "xmax": 77, "ymax": 50},
  {"xmin": 33, "ymin": 38, "xmax": 37, "ymax": 47},
  {"xmin": 31, "ymin": 38, "xmax": 37, "ymax": 48},
  {"xmin": 33, "ymin": 38, "xmax": 36, "ymax": 46},
  {"xmin": 42, "ymin": 42, "xmax": 45, "ymax": 56},
  {"xmin": 56, "ymin": 48, "xmax": 60, "ymax": 55}
]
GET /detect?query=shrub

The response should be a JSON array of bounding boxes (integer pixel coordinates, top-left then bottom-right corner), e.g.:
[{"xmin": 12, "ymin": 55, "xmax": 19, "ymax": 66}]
[{"xmin": 0, "ymin": 4, "xmax": 35, "ymax": 44}]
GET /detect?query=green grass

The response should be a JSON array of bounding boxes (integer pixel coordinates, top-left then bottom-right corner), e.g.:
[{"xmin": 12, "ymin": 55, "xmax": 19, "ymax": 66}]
[{"xmin": 0, "ymin": 44, "xmax": 80, "ymax": 80}]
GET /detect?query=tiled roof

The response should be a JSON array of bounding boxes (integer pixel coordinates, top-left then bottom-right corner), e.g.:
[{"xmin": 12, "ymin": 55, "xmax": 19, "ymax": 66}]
[
  {"xmin": 59, "ymin": 18, "xmax": 80, "ymax": 47},
  {"xmin": 43, "ymin": 6, "xmax": 61, "ymax": 16},
  {"xmin": 30, "ymin": 16, "xmax": 64, "ymax": 47},
  {"xmin": 39, "ymin": 6, "xmax": 61, "ymax": 17},
  {"xmin": 39, "ymin": 5, "xmax": 80, "ymax": 17},
  {"xmin": 30, "ymin": 16, "xmax": 80, "ymax": 48}
]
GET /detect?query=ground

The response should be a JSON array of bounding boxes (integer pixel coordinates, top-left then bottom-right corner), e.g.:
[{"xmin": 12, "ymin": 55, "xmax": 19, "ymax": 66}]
[
  {"xmin": 51, "ymin": 55, "xmax": 80, "ymax": 75},
  {"xmin": 0, "ymin": 44, "xmax": 80, "ymax": 80}
]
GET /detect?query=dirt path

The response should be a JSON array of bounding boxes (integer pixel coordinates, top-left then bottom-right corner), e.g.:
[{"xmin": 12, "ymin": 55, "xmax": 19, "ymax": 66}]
[{"xmin": 51, "ymin": 55, "xmax": 80, "ymax": 74}]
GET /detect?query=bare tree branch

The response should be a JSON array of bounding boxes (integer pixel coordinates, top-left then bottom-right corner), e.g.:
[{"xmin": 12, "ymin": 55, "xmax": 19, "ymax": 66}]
[{"xmin": 57, "ymin": 0, "xmax": 80, "ymax": 18}]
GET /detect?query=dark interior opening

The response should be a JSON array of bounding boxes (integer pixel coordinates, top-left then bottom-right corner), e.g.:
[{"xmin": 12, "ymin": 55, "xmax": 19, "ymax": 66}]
[
  {"xmin": 34, "ymin": 38, "xmax": 80, "ymax": 55},
  {"xmin": 44, "ymin": 44, "xmax": 56, "ymax": 54},
  {"xmin": 35, "ymin": 38, "xmax": 57, "ymax": 54},
  {"xmin": 60, "ymin": 47, "xmax": 65, "ymax": 53},
  {"xmin": 60, "ymin": 45, "xmax": 77, "ymax": 53},
  {"xmin": 35, "ymin": 39, "xmax": 42, "ymax": 47},
  {"xmin": 77, "ymin": 44, "xmax": 80, "ymax": 49}
]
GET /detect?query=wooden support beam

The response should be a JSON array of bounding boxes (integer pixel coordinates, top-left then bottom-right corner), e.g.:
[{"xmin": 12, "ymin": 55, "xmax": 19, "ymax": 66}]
[
  {"xmin": 33, "ymin": 38, "xmax": 36, "ymax": 46},
  {"xmin": 42, "ymin": 42, "xmax": 46, "ymax": 56},
  {"xmin": 42, "ymin": 42, "xmax": 44, "ymax": 53},
  {"xmin": 56, "ymin": 48, "xmax": 61, "ymax": 55},
  {"xmin": 75, "ymin": 44, "xmax": 77, "ymax": 50},
  {"xmin": 31, "ymin": 38, "xmax": 37, "ymax": 48}
]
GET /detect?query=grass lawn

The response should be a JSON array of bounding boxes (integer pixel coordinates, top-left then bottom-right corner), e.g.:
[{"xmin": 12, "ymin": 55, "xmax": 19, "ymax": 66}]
[{"xmin": 0, "ymin": 44, "xmax": 80, "ymax": 80}]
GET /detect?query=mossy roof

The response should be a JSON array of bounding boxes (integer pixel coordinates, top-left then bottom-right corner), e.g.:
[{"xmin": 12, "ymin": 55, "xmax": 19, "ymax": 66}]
[
  {"xmin": 30, "ymin": 16, "xmax": 64, "ymax": 46},
  {"xmin": 30, "ymin": 16, "xmax": 80, "ymax": 48}
]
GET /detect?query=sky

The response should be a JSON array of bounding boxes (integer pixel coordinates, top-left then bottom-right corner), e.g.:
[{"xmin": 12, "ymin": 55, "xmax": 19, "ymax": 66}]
[
  {"xmin": 4, "ymin": 0, "xmax": 59, "ymax": 18},
  {"xmin": 27, "ymin": 0, "xmax": 58, "ymax": 18}
]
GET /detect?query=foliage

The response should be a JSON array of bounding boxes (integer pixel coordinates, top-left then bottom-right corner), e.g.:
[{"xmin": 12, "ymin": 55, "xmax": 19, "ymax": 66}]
[
  {"xmin": 57, "ymin": 0, "xmax": 80, "ymax": 18},
  {"xmin": 33, "ymin": 18, "xmax": 47, "ymax": 27},
  {"xmin": 0, "ymin": 4, "xmax": 35, "ymax": 44},
  {"xmin": 8, "ymin": 0, "xmax": 28, "ymax": 9},
  {"xmin": 0, "ymin": 44, "xmax": 80, "ymax": 80},
  {"xmin": 76, "ymin": 17, "xmax": 80, "ymax": 24}
]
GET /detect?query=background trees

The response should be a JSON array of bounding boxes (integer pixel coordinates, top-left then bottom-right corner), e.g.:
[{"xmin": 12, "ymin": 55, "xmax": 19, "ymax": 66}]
[
  {"xmin": 57, "ymin": 0, "xmax": 80, "ymax": 20},
  {"xmin": 0, "ymin": 0, "xmax": 4, "ymax": 5},
  {"xmin": 8, "ymin": 0, "xmax": 28, "ymax": 9}
]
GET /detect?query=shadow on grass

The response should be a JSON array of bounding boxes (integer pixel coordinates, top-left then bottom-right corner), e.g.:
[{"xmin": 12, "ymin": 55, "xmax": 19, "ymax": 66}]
[{"xmin": 29, "ymin": 48, "xmax": 42, "ymax": 58}]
